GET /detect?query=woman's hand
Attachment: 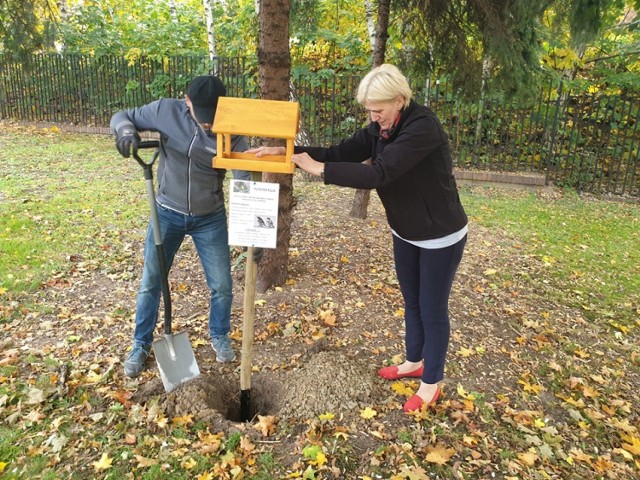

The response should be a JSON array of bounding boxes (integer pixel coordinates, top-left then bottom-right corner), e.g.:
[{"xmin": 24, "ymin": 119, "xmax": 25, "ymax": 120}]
[
  {"xmin": 291, "ymin": 152, "xmax": 324, "ymax": 177},
  {"xmin": 245, "ymin": 146, "xmax": 286, "ymax": 157}
]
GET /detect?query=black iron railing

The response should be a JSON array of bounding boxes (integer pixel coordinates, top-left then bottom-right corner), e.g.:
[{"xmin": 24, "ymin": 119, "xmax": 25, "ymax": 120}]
[{"xmin": 1, "ymin": 54, "xmax": 638, "ymax": 197}]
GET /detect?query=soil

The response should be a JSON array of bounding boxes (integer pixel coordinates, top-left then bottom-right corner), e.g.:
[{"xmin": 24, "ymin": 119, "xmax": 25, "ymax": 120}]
[{"xmin": 8, "ymin": 180, "xmax": 638, "ymax": 476}]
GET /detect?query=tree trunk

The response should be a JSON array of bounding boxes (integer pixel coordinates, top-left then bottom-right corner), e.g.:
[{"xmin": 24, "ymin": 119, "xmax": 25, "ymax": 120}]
[
  {"xmin": 364, "ymin": 0, "xmax": 376, "ymax": 57},
  {"xmin": 54, "ymin": 0, "xmax": 70, "ymax": 52},
  {"xmin": 169, "ymin": 0, "xmax": 178, "ymax": 23},
  {"xmin": 474, "ymin": 56, "xmax": 493, "ymax": 147},
  {"xmin": 371, "ymin": 0, "xmax": 390, "ymax": 67},
  {"xmin": 349, "ymin": 0, "xmax": 390, "ymax": 219},
  {"xmin": 203, "ymin": 0, "xmax": 217, "ymax": 64},
  {"xmin": 255, "ymin": 0, "xmax": 293, "ymax": 292}
]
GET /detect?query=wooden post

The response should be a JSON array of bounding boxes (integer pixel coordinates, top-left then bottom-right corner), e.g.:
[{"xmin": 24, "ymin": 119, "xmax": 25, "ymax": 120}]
[{"xmin": 239, "ymin": 171, "xmax": 261, "ymax": 421}]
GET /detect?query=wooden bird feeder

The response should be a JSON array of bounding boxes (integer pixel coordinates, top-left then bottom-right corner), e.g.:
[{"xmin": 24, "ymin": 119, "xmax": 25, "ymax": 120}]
[{"xmin": 212, "ymin": 97, "xmax": 300, "ymax": 174}]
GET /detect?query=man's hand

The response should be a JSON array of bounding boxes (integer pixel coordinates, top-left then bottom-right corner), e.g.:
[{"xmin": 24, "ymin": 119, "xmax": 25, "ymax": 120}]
[
  {"xmin": 245, "ymin": 146, "xmax": 286, "ymax": 158},
  {"xmin": 115, "ymin": 127, "xmax": 141, "ymax": 158}
]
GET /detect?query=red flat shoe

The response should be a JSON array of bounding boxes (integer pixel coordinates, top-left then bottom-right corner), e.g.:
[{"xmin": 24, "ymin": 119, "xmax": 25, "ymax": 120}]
[
  {"xmin": 403, "ymin": 387, "xmax": 441, "ymax": 413},
  {"xmin": 377, "ymin": 364, "xmax": 424, "ymax": 380}
]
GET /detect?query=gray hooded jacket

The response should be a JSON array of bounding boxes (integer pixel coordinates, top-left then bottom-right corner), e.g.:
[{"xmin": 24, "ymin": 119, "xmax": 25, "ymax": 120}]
[{"xmin": 110, "ymin": 98, "xmax": 248, "ymax": 216}]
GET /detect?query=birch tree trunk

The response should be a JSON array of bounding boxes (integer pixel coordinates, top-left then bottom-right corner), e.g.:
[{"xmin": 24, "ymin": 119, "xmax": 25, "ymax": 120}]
[
  {"xmin": 169, "ymin": 0, "xmax": 178, "ymax": 23},
  {"xmin": 255, "ymin": 0, "xmax": 293, "ymax": 292},
  {"xmin": 364, "ymin": 0, "xmax": 376, "ymax": 57},
  {"xmin": 349, "ymin": 0, "xmax": 390, "ymax": 219},
  {"xmin": 203, "ymin": 0, "xmax": 217, "ymax": 64}
]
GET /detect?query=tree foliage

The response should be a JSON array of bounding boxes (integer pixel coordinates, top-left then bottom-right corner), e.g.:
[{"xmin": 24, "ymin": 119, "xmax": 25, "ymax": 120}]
[
  {"xmin": 0, "ymin": 0, "xmax": 57, "ymax": 59},
  {"xmin": 541, "ymin": 0, "xmax": 640, "ymax": 93},
  {"xmin": 1, "ymin": 0, "xmax": 639, "ymax": 96}
]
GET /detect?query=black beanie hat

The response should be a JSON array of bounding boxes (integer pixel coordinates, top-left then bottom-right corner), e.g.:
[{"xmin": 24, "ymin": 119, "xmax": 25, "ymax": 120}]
[{"xmin": 187, "ymin": 75, "xmax": 226, "ymax": 124}]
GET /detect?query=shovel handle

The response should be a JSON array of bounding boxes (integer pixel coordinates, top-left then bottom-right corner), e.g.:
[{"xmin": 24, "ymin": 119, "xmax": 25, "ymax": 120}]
[{"xmin": 133, "ymin": 140, "xmax": 160, "ymax": 172}]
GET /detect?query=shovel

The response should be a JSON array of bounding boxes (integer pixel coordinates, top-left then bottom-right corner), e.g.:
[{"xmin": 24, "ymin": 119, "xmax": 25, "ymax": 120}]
[{"xmin": 133, "ymin": 141, "xmax": 201, "ymax": 392}]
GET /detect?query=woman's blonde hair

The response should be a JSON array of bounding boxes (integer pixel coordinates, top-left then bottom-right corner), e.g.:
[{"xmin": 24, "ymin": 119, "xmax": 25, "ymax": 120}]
[{"xmin": 356, "ymin": 64, "xmax": 412, "ymax": 108}]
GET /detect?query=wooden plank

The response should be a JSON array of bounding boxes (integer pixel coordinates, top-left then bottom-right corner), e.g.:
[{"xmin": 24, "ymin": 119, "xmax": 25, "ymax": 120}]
[
  {"xmin": 215, "ymin": 156, "xmax": 296, "ymax": 174},
  {"xmin": 213, "ymin": 97, "xmax": 299, "ymax": 138}
]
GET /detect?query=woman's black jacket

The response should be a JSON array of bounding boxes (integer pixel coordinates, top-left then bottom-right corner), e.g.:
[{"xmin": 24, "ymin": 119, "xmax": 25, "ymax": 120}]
[{"xmin": 296, "ymin": 100, "xmax": 468, "ymax": 241}]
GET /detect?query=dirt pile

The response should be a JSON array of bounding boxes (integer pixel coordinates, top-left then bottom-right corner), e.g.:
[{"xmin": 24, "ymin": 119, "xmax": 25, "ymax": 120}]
[{"xmin": 279, "ymin": 351, "xmax": 384, "ymax": 419}]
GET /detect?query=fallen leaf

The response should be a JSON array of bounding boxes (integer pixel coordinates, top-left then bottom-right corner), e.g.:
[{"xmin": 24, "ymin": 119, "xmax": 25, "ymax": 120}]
[
  {"xmin": 360, "ymin": 407, "xmax": 377, "ymax": 419},
  {"xmin": 425, "ymin": 444, "xmax": 455, "ymax": 465},
  {"xmin": 517, "ymin": 451, "xmax": 538, "ymax": 466},
  {"xmin": 391, "ymin": 382, "xmax": 414, "ymax": 397},
  {"xmin": 621, "ymin": 434, "xmax": 640, "ymax": 456},
  {"xmin": 92, "ymin": 452, "xmax": 113, "ymax": 471},
  {"xmin": 254, "ymin": 415, "xmax": 277, "ymax": 437}
]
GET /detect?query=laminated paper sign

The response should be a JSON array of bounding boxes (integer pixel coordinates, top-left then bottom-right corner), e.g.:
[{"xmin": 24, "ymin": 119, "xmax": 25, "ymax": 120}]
[{"xmin": 228, "ymin": 180, "xmax": 279, "ymax": 249}]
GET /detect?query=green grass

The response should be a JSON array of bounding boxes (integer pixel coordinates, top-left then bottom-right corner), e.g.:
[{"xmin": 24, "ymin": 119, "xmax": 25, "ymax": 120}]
[
  {"xmin": 1, "ymin": 127, "xmax": 639, "ymax": 479},
  {"xmin": 0, "ymin": 130, "xmax": 147, "ymax": 294},
  {"xmin": 462, "ymin": 186, "xmax": 640, "ymax": 326}
]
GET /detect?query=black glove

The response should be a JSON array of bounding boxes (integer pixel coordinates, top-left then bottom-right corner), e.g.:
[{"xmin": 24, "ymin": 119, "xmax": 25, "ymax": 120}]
[{"xmin": 115, "ymin": 126, "xmax": 141, "ymax": 158}]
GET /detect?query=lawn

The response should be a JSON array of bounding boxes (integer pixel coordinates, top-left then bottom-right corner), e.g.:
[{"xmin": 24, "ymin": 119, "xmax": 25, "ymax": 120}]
[{"xmin": 0, "ymin": 123, "xmax": 639, "ymax": 479}]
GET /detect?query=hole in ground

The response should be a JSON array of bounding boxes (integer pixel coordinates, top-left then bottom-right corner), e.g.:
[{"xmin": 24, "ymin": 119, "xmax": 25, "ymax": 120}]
[{"xmin": 156, "ymin": 373, "xmax": 282, "ymax": 424}]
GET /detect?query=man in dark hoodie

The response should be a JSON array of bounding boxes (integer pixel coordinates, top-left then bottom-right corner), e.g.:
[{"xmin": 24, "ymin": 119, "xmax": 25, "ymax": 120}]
[{"xmin": 110, "ymin": 75, "xmax": 247, "ymax": 377}]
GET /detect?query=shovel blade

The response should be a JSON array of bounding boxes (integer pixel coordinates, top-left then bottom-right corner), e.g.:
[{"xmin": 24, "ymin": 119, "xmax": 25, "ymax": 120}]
[{"xmin": 152, "ymin": 331, "xmax": 200, "ymax": 392}]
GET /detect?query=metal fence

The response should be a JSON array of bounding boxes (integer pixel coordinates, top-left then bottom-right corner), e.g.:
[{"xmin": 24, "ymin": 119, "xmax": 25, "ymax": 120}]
[{"xmin": 1, "ymin": 54, "xmax": 639, "ymax": 197}]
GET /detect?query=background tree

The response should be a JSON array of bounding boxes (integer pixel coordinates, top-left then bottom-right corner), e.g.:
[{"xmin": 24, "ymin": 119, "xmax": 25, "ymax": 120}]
[
  {"xmin": 541, "ymin": 0, "xmax": 640, "ymax": 93},
  {"xmin": 203, "ymin": 0, "xmax": 217, "ymax": 62},
  {"xmin": 349, "ymin": 0, "xmax": 390, "ymax": 219},
  {"xmin": 0, "ymin": 0, "xmax": 58, "ymax": 59},
  {"xmin": 255, "ymin": 0, "xmax": 295, "ymax": 291}
]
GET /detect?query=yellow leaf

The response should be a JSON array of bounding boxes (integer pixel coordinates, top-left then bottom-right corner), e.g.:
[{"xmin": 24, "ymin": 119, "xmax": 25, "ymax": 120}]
[
  {"xmin": 393, "ymin": 308, "xmax": 404, "ymax": 317},
  {"xmin": 613, "ymin": 448, "xmax": 634, "ymax": 460},
  {"xmin": 314, "ymin": 452, "xmax": 327, "ymax": 467},
  {"xmin": 253, "ymin": 415, "xmax": 278, "ymax": 437},
  {"xmin": 255, "ymin": 299, "xmax": 267, "ymax": 306},
  {"xmin": 573, "ymin": 349, "xmax": 590, "ymax": 359},
  {"xmin": 182, "ymin": 457, "xmax": 197, "ymax": 469},
  {"xmin": 240, "ymin": 436, "xmax": 256, "ymax": 453},
  {"xmin": 340, "ymin": 255, "xmax": 350, "ymax": 263},
  {"xmin": 0, "ymin": 462, "xmax": 6, "ymax": 472},
  {"xmin": 360, "ymin": 407, "xmax": 377, "ymax": 419},
  {"xmin": 334, "ymin": 431, "xmax": 349, "ymax": 440},
  {"xmin": 391, "ymin": 382, "xmax": 414, "ymax": 397},
  {"xmin": 517, "ymin": 451, "xmax": 538, "ymax": 466},
  {"xmin": 582, "ymin": 385, "xmax": 599, "ymax": 398},
  {"xmin": 425, "ymin": 444, "xmax": 455, "ymax": 465},
  {"xmin": 484, "ymin": 268, "xmax": 498, "ymax": 275},
  {"xmin": 621, "ymin": 434, "xmax": 640, "ymax": 456},
  {"xmin": 457, "ymin": 346, "xmax": 474, "ymax": 357},
  {"xmin": 156, "ymin": 415, "xmax": 169, "ymax": 428},
  {"xmin": 172, "ymin": 414, "xmax": 194, "ymax": 426},
  {"xmin": 92, "ymin": 452, "xmax": 113, "ymax": 471},
  {"xmin": 196, "ymin": 472, "xmax": 215, "ymax": 480},
  {"xmin": 518, "ymin": 379, "xmax": 543, "ymax": 395},
  {"xmin": 456, "ymin": 384, "xmax": 477, "ymax": 400},
  {"xmin": 533, "ymin": 418, "xmax": 546, "ymax": 428},
  {"xmin": 135, "ymin": 455, "xmax": 159, "ymax": 468},
  {"xmin": 463, "ymin": 435, "xmax": 478, "ymax": 446},
  {"xmin": 318, "ymin": 412, "xmax": 335, "ymax": 421},
  {"xmin": 192, "ymin": 338, "xmax": 208, "ymax": 347},
  {"xmin": 318, "ymin": 309, "xmax": 336, "ymax": 326}
]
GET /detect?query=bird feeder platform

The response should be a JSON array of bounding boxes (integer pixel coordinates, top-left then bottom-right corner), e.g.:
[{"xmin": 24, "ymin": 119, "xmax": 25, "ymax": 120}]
[{"xmin": 212, "ymin": 97, "xmax": 300, "ymax": 174}]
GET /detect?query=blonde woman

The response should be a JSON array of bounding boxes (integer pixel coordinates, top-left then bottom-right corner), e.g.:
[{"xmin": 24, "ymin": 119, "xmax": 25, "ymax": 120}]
[{"xmin": 249, "ymin": 64, "xmax": 467, "ymax": 413}]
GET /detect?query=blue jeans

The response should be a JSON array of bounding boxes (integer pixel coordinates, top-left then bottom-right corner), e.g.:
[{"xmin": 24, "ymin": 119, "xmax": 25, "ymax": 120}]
[
  {"xmin": 393, "ymin": 234, "xmax": 466, "ymax": 384},
  {"xmin": 133, "ymin": 205, "xmax": 232, "ymax": 348}
]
